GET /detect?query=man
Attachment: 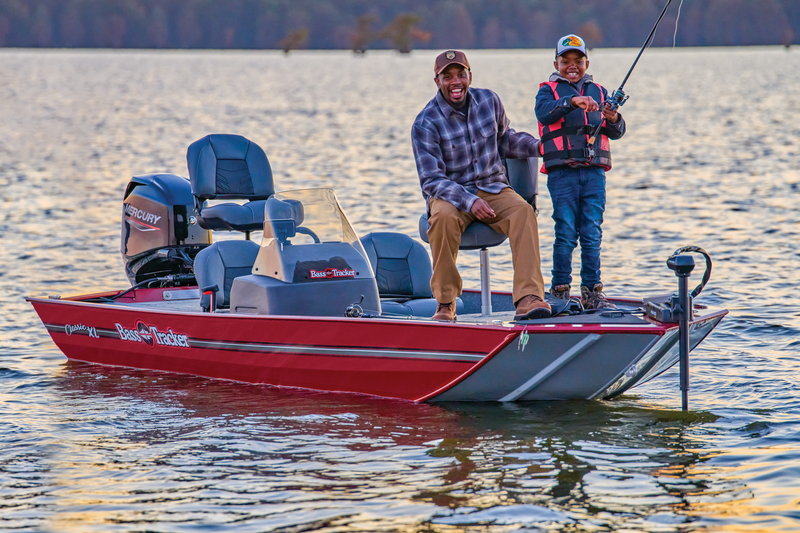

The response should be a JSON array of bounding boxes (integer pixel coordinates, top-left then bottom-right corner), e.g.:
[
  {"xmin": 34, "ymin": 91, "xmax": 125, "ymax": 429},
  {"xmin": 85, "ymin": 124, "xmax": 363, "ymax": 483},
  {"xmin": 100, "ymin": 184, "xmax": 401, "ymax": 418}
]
[{"xmin": 411, "ymin": 50, "xmax": 551, "ymax": 322}]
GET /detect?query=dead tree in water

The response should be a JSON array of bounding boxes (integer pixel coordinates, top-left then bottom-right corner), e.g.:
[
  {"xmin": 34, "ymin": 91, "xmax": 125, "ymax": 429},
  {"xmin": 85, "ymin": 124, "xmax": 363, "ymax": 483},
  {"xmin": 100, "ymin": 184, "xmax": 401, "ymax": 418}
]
[
  {"xmin": 279, "ymin": 28, "xmax": 309, "ymax": 54},
  {"xmin": 350, "ymin": 15, "xmax": 377, "ymax": 54},
  {"xmin": 381, "ymin": 14, "xmax": 431, "ymax": 53}
]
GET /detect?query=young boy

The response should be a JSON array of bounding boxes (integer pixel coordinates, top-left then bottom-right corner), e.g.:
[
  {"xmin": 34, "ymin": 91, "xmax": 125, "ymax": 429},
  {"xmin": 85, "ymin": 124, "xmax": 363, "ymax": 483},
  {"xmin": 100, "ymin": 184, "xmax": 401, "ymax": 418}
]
[{"xmin": 535, "ymin": 34, "xmax": 626, "ymax": 310}]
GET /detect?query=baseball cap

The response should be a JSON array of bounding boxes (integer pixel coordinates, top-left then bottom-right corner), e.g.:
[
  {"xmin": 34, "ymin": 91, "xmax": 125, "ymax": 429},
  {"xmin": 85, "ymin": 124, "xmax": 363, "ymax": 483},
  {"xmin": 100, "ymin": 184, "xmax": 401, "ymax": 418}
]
[
  {"xmin": 434, "ymin": 50, "xmax": 470, "ymax": 75},
  {"xmin": 556, "ymin": 34, "xmax": 587, "ymax": 58}
]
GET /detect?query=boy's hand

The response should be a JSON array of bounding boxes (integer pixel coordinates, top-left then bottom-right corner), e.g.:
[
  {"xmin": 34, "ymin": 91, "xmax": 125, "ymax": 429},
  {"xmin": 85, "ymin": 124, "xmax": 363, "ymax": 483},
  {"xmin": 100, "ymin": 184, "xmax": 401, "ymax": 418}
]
[
  {"xmin": 602, "ymin": 102, "xmax": 620, "ymax": 123},
  {"xmin": 570, "ymin": 96, "xmax": 599, "ymax": 112}
]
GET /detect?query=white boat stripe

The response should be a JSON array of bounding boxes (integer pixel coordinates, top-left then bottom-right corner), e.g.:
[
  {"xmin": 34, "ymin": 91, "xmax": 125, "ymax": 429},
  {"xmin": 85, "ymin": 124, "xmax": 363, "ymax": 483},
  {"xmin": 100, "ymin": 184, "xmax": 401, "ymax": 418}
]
[
  {"xmin": 499, "ymin": 334, "xmax": 602, "ymax": 401},
  {"xmin": 190, "ymin": 339, "xmax": 485, "ymax": 362},
  {"xmin": 45, "ymin": 324, "xmax": 485, "ymax": 363}
]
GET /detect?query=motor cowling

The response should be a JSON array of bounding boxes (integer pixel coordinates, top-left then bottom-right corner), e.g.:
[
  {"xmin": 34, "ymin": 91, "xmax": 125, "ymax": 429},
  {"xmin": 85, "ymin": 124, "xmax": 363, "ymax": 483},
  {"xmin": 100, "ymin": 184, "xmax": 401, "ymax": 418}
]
[{"xmin": 121, "ymin": 174, "xmax": 211, "ymax": 286}]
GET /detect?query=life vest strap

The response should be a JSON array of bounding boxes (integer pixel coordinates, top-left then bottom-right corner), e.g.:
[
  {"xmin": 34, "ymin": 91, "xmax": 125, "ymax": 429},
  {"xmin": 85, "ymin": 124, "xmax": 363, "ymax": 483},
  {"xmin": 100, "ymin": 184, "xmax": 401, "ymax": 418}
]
[
  {"xmin": 540, "ymin": 125, "xmax": 613, "ymax": 144},
  {"xmin": 543, "ymin": 147, "xmax": 611, "ymax": 162}
]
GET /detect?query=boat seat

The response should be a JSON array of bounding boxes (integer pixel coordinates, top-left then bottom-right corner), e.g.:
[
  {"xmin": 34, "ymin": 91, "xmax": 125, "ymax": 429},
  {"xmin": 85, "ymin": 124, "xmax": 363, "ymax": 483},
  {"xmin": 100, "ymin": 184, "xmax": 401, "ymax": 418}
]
[
  {"xmin": 186, "ymin": 134, "xmax": 274, "ymax": 237},
  {"xmin": 418, "ymin": 157, "xmax": 539, "ymax": 317},
  {"xmin": 193, "ymin": 240, "xmax": 260, "ymax": 309},
  {"xmin": 360, "ymin": 232, "xmax": 463, "ymax": 317}
]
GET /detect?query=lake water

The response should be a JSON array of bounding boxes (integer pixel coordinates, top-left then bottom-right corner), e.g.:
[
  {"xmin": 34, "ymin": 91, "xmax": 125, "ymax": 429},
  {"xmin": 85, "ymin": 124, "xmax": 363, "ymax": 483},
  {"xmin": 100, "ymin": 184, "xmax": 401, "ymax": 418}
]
[{"xmin": 2, "ymin": 47, "xmax": 800, "ymax": 532}]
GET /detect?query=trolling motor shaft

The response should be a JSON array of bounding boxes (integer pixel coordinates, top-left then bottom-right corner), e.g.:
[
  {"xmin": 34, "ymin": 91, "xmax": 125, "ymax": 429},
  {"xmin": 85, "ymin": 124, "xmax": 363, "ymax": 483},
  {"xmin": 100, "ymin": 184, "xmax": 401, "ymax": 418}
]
[
  {"xmin": 667, "ymin": 254, "xmax": 695, "ymax": 412},
  {"xmin": 643, "ymin": 246, "xmax": 712, "ymax": 411}
]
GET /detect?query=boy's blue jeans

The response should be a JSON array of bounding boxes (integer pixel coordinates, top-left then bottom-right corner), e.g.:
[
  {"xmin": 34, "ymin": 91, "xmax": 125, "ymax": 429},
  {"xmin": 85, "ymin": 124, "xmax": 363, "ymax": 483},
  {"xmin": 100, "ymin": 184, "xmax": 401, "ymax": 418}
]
[{"xmin": 546, "ymin": 166, "xmax": 606, "ymax": 289}]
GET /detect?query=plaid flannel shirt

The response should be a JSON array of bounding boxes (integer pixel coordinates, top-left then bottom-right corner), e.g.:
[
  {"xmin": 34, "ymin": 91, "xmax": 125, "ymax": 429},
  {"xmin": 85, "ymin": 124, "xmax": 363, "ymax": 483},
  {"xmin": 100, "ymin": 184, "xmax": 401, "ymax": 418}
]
[{"xmin": 412, "ymin": 87, "xmax": 541, "ymax": 213}]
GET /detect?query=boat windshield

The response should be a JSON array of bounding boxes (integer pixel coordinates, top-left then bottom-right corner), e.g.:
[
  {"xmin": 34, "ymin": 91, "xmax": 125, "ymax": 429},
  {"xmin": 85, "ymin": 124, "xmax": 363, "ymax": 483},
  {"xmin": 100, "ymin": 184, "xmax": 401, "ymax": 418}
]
[{"xmin": 252, "ymin": 188, "xmax": 373, "ymax": 283}]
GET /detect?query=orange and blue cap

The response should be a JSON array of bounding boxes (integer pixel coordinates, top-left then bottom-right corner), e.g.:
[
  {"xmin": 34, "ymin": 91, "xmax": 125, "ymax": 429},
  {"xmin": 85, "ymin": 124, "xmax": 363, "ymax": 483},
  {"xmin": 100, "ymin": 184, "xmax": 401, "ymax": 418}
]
[{"xmin": 556, "ymin": 34, "xmax": 587, "ymax": 58}]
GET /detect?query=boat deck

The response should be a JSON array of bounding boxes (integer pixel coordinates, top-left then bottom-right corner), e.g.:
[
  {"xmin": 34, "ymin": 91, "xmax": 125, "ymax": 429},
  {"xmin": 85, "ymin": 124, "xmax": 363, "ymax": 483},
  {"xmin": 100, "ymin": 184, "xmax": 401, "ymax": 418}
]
[{"xmin": 103, "ymin": 289, "xmax": 652, "ymax": 326}]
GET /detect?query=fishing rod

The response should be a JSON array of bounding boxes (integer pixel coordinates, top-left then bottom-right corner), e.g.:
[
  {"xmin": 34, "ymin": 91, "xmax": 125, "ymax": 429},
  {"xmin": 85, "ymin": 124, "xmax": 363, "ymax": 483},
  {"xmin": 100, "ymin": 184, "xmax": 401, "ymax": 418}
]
[{"xmin": 588, "ymin": 0, "xmax": 675, "ymax": 155}]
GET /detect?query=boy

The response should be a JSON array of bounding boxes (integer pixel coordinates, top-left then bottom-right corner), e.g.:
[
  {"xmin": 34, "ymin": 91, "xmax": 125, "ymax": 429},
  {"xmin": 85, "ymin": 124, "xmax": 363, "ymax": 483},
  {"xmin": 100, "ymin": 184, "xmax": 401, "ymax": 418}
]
[{"xmin": 535, "ymin": 34, "xmax": 626, "ymax": 310}]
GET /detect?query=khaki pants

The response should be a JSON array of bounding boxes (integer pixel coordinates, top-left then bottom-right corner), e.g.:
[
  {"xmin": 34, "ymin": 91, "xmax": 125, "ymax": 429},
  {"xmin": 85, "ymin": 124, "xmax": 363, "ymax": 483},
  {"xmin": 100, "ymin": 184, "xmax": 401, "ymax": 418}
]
[{"xmin": 428, "ymin": 188, "xmax": 545, "ymax": 306}]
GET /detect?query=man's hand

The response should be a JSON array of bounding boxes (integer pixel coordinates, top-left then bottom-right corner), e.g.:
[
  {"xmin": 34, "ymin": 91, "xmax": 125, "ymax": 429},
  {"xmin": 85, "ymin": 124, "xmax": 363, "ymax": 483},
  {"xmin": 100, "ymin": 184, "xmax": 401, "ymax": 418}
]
[
  {"xmin": 470, "ymin": 198, "xmax": 495, "ymax": 221},
  {"xmin": 602, "ymin": 102, "xmax": 620, "ymax": 123},
  {"xmin": 570, "ymin": 96, "xmax": 598, "ymax": 112}
]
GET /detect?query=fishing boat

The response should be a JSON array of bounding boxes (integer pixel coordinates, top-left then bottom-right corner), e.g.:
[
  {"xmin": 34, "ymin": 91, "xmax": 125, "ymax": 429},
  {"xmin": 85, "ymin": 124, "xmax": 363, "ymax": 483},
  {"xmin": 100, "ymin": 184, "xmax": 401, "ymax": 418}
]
[{"xmin": 28, "ymin": 134, "xmax": 727, "ymax": 404}]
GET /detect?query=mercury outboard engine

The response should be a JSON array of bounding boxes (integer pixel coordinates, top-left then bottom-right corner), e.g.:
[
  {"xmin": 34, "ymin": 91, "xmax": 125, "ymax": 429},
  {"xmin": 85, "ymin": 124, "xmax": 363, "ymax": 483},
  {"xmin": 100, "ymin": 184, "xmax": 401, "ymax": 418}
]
[{"xmin": 121, "ymin": 173, "xmax": 211, "ymax": 286}]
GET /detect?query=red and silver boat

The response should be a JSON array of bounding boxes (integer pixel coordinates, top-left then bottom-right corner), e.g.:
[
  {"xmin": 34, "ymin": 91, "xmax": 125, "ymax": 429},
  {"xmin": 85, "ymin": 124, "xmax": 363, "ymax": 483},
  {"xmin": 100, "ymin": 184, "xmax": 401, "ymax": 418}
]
[{"xmin": 28, "ymin": 134, "xmax": 727, "ymax": 403}]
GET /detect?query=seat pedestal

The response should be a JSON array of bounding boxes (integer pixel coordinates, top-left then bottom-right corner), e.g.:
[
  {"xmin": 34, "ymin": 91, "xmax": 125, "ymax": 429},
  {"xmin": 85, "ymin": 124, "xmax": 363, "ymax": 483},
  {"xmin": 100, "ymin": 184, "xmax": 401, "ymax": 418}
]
[{"xmin": 480, "ymin": 248, "xmax": 492, "ymax": 317}]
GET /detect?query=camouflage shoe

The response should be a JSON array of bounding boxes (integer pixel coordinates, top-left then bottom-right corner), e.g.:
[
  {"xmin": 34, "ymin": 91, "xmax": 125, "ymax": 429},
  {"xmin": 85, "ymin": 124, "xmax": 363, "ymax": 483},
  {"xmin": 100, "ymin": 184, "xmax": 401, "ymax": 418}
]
[
  {"xmin": 549, "ymin": 284, "xmax": 571, "ymax": 300},
  {"xmin": 581, "ymin": 283, "xmax": 617, "ymax": 310}
]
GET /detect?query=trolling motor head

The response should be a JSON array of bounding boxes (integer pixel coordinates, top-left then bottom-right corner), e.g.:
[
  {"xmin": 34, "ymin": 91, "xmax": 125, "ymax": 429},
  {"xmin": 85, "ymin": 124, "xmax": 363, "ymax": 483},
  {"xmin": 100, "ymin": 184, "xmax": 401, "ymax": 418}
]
[
  {"xmin": 667, "ymin": 254, "xmax": 695, "ymax": 277},
  {"xmin": 643, "ymin": 246, "xmax": 712, "ymax": 323}
]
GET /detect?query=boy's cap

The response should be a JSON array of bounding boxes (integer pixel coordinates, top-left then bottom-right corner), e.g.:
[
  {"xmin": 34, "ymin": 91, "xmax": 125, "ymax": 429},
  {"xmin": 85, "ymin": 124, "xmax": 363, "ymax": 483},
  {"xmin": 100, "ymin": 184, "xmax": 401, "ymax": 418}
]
[
  {"xmin": 556, "ymin": 34, "xmax": 587, "ymax": 58},
  {"xmin": 434, "ymin": 50, "xmax": 470, "ymax": 75}
]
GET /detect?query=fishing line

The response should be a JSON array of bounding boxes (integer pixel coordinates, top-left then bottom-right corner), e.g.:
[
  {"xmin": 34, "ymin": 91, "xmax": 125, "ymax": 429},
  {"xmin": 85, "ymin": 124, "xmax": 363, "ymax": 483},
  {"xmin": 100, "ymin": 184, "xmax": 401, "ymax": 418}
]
[
  {"xmin": 587, "ymin": 0, "xmax": 675, "ymax": 153},
  {"xmin": 673, "ymin": 0, "xmax": 685, "ymax": 48}
]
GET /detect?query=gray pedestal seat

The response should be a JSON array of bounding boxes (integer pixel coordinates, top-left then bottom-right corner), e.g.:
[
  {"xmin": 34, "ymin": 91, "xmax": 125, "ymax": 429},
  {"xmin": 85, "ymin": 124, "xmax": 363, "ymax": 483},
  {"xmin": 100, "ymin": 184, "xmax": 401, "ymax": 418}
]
[
  {"xmin": 186, "ymin": 134, "xmax": 274, "ymax": 235},
  {"xmin": 418, "ymin": 157, "xmax": 539, "ymax": 317},
  {"xmin": 360, "ymin": 232, "xmax": 464, "ymax": 317}
]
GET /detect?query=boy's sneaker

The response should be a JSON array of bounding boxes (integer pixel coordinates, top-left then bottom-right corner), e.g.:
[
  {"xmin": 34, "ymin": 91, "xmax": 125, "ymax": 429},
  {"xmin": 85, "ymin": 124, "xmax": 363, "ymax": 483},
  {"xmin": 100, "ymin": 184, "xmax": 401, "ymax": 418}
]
[
  {"xmin": 581, "ymin": 283, "xmax": 616, "ymax": 310},
  {"xmin": 549, "ymin": 284, "xmax": 571, "ymax": 300}
]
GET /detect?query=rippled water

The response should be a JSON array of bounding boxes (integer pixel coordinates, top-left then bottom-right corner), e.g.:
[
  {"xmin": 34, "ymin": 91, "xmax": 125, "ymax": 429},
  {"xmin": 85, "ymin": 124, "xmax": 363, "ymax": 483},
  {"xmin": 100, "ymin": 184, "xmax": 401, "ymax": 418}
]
[{"xmin": 2, "ymin": 48, "xmax": 800, "ymax": 532}]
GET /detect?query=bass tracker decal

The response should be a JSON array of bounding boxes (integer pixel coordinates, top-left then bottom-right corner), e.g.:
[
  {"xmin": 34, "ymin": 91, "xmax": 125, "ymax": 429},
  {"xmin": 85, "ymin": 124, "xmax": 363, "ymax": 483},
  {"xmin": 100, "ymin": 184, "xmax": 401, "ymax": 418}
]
[
  {"xmin": 309, "ymin": 267, "xmax": 356, "ymax": 280},
  {"xmin": 115, "ymin": 320, "xmax": 190, "ymax": 348}
]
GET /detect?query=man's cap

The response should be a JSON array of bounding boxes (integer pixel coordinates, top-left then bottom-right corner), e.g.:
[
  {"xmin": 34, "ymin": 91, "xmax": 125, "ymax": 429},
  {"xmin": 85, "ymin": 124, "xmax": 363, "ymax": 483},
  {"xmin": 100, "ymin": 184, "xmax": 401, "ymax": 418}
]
[
  {"xmin": 556, "ymin": 34, "xmax": 587, "ymax": 58},
  {"xmin": 434, "ymin": 50, "xmax": 470, "ymax": 75}
]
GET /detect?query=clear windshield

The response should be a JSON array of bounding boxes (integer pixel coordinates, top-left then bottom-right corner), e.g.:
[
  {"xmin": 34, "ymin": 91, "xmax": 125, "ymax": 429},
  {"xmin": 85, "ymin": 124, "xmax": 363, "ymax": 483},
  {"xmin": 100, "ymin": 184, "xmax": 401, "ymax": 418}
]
[{"xmin": 252, "ymin": 188, "xmax": 373, "ymax": 283}]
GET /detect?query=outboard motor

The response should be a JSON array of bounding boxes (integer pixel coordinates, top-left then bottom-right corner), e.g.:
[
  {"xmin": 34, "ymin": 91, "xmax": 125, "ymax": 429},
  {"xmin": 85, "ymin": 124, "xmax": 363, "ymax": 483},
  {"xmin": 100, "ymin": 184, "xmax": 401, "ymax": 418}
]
[{"xmin": 121, "ymin": 173, "xmax": 211, "ymax": 286}]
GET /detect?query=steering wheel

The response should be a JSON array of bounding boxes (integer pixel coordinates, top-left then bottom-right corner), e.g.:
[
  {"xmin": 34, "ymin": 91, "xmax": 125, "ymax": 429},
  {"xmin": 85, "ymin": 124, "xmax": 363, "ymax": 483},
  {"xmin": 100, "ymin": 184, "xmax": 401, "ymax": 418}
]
[{"xmin": 295, "ymin": 226, "xmax": 321, "ymax": 243}]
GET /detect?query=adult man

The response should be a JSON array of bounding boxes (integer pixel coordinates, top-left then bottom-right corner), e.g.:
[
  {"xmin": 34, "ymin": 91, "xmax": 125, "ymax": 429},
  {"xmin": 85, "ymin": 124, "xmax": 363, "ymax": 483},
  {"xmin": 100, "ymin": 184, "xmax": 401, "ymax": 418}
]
[{"xmin": 411, "ymin": 50, "xmax": 551, "ymax": 322}]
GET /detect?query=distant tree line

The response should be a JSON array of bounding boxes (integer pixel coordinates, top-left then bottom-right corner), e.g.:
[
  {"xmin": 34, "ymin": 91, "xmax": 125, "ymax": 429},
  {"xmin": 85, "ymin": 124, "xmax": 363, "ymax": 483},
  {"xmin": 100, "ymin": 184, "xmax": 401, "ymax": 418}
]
[{"xmin": 0, "ymin": 0, "xmax": 796, "ymax": 51}]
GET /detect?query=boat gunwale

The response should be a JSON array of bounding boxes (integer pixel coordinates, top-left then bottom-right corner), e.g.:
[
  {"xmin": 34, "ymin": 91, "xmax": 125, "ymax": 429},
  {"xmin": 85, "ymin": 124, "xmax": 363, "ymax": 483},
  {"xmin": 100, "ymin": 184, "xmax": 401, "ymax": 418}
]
[{"xmin": 26, "ymin": 292, "xmax": 728, "ymax": 336}]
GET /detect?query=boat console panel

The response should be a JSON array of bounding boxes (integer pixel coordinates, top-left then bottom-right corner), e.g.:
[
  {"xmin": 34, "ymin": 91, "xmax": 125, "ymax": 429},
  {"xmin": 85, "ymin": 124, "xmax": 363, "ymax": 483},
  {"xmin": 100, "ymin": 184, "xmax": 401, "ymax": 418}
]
[{"xmin": 229, "ymin": 188, "xmax": 381, "ymax": 317}]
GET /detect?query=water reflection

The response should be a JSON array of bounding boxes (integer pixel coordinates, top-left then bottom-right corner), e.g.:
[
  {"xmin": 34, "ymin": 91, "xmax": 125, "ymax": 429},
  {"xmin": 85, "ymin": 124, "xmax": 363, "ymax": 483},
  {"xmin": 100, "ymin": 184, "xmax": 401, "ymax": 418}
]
[{"xmin": 17, "ymin": 362, "xmax": 750, "ymax": 531}]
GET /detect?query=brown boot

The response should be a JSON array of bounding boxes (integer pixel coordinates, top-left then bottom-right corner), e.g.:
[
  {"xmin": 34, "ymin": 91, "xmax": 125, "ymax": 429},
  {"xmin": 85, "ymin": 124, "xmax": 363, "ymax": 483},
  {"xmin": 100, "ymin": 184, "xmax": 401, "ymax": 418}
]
[
  {"xmin": 514, "ymin": 294, "xmax": 551, "ymax": 321},
  {"xmin": 432, "ymin": 301, "xmax": 456, "ymax": 322}
]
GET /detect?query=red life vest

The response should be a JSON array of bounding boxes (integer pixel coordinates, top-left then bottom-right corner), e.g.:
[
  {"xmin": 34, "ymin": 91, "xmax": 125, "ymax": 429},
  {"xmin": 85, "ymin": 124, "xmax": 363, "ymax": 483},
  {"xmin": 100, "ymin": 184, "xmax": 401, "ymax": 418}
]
[{"xmin": 538, "ymin": 80, "xmax": 613, "ymax": 173}]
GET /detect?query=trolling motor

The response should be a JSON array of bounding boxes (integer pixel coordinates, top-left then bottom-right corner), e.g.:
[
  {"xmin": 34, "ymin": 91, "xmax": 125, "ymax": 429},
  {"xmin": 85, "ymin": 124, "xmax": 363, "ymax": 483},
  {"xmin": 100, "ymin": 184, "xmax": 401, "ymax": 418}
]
[
  {"xmin": 643, "ymin": 246, "xmax": 712, "ymax": 323},
  {"xmin": 643, "ymin": 246, "xmax": 713, "ymax": 411},
  {"xmin": 588, "ymin": 0, "xmax": 676, "ymax": 157}
]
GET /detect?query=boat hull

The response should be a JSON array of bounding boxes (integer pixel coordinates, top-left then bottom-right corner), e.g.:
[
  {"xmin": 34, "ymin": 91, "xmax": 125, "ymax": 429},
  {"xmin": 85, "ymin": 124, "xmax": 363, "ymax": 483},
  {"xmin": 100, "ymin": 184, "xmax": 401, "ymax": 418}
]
[{"xmin": 28, "ymin": 291, "xmax": 726, "ymax": 402}]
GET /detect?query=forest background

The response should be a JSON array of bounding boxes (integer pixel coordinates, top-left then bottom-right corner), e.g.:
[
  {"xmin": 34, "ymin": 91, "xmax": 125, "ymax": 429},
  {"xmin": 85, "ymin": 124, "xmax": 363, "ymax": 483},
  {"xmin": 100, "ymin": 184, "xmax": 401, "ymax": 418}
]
[{"xmin": 0, "ymin": 0, "xmax": 797, "ymax": 51}]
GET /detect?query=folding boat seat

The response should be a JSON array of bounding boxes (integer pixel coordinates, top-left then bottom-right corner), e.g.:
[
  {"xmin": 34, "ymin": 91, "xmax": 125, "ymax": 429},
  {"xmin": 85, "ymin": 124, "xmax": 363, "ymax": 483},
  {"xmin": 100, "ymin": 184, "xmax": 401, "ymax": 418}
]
[
  {"xmin": 186, "ymin": 134, "xmax": 274, "ymax": 238},
  {"xmin": 193, "ymin": 240, "xmax": 260, "ymax": 309},
  {"xmin": 360, "ymin": 232, "xmax": 464, "ymax": 317},
  {"xmin": 418, "ymin": 157, "xmax": 539, "ymax": 317}
]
